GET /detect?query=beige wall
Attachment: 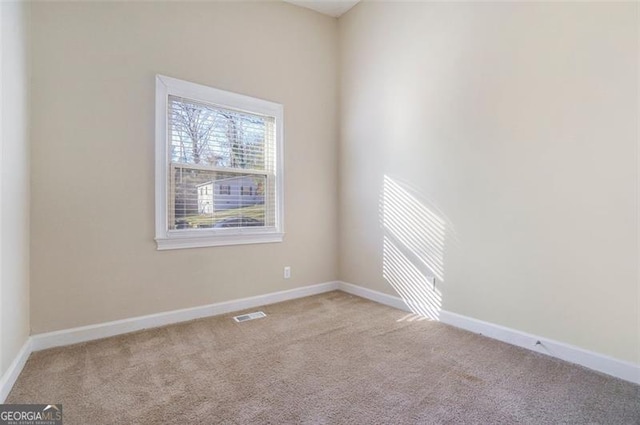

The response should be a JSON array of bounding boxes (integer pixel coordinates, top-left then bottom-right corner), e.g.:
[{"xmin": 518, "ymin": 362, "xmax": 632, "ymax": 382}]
[
  {"xmin": 339, "ymin": 2, "xmax": 639, "ymax": 364},
  {"xmin": 1, "ymin": 0, "xmax": 30, "ymax": 375},
  {"xmin": 30, "ymin": 2, "xmax": 338, "ymax": 333}
]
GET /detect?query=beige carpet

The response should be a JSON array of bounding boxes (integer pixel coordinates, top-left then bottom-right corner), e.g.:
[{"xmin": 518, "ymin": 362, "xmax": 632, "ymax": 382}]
[{"xmin": 7, "ymin": 291, "xmax": 640, "ymax": 424}]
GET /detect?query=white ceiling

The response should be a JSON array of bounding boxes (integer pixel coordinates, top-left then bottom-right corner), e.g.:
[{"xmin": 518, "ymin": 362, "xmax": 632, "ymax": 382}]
[{"xmin": 284, "ymin": 0, "xmax": 360, "ymax": 18}]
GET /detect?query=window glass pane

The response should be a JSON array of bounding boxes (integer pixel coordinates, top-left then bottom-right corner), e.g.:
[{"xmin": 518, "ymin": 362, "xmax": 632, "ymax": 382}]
[
  {"xmin": 168, "ymin": 96, "xmax": 273, "ymax": 171},
  {"xmin": 169, "ymin": 166, "xmax": 272, "ymax": 230}
]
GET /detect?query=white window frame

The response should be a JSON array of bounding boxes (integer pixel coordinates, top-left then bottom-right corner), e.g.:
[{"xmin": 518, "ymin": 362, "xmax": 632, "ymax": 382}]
[{"xmin": 155, "ymin": 75, "xmax": 284, "ymax": 250}]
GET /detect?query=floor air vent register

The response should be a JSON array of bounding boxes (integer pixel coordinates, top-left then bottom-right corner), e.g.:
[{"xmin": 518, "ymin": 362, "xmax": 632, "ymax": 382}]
[{"xmin": 233, "ymin": 311, "xmax": 267, "ymax": 322}]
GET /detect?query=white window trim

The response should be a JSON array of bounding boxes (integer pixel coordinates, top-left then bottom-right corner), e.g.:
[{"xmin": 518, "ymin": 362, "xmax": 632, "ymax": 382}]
[{"xmin": 155, "ymin": 75, "xmax": 284, "ymax": 250}]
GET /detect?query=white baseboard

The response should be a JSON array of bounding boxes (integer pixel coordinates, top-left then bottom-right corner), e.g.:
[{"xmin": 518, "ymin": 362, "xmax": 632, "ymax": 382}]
[
  {"xmin": 31, "ymin": 281, "xmax": 340, "ymax": 352},
  {"xmin": 338, "ymin": 281, "xmax": 640, "ymax": 385},
  {"xmin": 0, "ymin": 339, "xmax": 32, "ymax": 403},
  {"xmin": 339, "ymin": 281, "xmax": 409, "ymax": 311}
]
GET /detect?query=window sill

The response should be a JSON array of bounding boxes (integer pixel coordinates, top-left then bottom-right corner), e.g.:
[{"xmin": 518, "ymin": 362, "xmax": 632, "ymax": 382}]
[{"xmin": 156, "ymin": 232, "xmax": 284, "ymax": 250}]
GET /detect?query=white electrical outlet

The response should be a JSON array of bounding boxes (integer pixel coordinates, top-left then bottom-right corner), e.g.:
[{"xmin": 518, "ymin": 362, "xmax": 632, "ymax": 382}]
[{"xmin": 284, "ymin": 266, "xmax": 291, "ymax": 279}]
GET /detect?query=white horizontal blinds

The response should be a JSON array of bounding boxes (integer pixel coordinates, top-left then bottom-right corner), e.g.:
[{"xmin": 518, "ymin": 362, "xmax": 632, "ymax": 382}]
[
  {"xmin": 167, "ymin": 95, "xmax": 276, "ymax": 230},
  {"xmin": 264, "ymin": 118, "xmax": 277, "ymax": 228},
  {"xmin": 170, "ymin": 167, "xmax": 269, "ymax": 229},
  {"xmin": 168, "ymin": 95, "xmax": 274, "ymax": 171}
]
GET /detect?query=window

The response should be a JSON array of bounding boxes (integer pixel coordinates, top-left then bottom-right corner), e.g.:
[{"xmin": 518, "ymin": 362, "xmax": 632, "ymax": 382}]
[{"xmin": 155, "ymin": 75, "xmax": 284, "ymax": 250}]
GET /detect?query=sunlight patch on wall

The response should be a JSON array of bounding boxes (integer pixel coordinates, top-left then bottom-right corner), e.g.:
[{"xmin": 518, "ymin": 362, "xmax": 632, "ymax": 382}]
[
  {"xmin": 381, "ymin": 175, "xmax": 449, "ymax": 320},
  {"xmin": 383, "ymin": 236, "xmax": 442, "ymax": 319}
]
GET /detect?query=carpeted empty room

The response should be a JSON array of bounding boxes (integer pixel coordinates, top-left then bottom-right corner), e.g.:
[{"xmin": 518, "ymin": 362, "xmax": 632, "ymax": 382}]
[
  {"xmin": 1, "ymin": 0, "xmax": 639, "ymax": 424},
  {"xmin": 7, "ymin": 293, "xmax": 640, "ymax": 424}
]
